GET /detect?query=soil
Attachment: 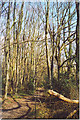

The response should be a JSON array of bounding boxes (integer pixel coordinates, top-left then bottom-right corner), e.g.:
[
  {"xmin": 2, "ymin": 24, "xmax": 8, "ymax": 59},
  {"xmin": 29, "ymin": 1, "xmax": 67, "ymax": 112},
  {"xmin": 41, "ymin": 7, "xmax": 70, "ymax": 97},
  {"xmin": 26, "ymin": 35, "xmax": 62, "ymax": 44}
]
[{"xmin": 0, "ymin": 88, "xmax": 79, "ymax": 119}]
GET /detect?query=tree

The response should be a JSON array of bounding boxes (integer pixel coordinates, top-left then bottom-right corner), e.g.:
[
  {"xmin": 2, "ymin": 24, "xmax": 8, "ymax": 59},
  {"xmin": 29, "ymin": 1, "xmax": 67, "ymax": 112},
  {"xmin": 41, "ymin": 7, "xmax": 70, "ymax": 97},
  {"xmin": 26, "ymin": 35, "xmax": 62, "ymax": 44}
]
[
  {"xmin": 15, "ymin": 2, "xmax": 24, "ymax": 94},
  {"xmin": 76, "ymin": 2, "xmax": 79, "ymax": 87},
  {"xmin": 4, "ymin": 2, "xmax": 10, "ymax": 99},
  {"xmin": 45, "ymin": 0, "xmax": 51, "ymax": 88},
  {"xmin": 55, "ymin": 2, "xmax": 61, "ymax": 82},
  {"xmin": 12, "ymin": 1, "xmax": 16, "ymax": 94},
  {"xmin": 67, "ymin": 3, "xmax": 72, "ymax": 78}
]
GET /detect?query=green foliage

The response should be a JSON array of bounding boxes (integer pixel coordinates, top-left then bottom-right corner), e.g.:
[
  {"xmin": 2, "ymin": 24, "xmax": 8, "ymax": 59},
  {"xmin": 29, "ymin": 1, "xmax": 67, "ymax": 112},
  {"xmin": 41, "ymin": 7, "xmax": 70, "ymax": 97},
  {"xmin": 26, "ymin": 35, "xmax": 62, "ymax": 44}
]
[
  {"xmin": 42, "ymin": 75, "xmax": 50, "ymax": 89},
  {"xmin": 28, "ymin": 81, "xmax": 34, "ymax": 90},
  {"xmin": 51, "ymin": 72, "xmax": 78, "ymax": 98},
  {"xmin": 13, "ymin": 95, "xmax": 22, "ymax": 99}
]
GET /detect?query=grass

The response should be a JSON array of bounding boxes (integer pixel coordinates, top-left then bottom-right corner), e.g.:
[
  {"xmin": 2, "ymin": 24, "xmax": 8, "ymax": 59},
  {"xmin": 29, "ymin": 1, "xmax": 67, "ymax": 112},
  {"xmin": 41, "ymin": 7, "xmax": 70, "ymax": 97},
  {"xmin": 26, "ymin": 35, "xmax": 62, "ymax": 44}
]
[{"xmin": 13, "ymin": 95, "xmax": 22, "ymax": 99}]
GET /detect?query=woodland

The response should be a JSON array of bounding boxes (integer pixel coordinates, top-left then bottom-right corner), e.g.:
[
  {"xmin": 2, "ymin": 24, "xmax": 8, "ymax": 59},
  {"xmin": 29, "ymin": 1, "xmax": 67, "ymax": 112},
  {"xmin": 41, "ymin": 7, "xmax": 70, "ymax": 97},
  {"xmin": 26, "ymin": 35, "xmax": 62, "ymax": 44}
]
[{"xmin": 0, "ymin": 0, "xmax": 79, "ymax": 119}]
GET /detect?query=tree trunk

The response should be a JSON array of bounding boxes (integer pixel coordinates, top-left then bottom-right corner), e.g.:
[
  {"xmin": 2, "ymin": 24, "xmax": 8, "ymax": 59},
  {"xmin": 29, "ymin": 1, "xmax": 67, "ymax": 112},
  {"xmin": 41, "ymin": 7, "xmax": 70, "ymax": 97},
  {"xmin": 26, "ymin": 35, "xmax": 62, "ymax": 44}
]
[
  {"xmin": 15, "ymin": 2, "xmax": 24, "ymax": 94},
  {"xmin": 4, "ymin": 2, "xmax": 10, "ymax": 99},
  {"xmin": 76, "ymin": 3, "xmax": 79, "ymax": 87},
  {"xmin": 45, "ymin": 0, "xmax": 51, "ymax": 88},
  {"xmin": 68, "ymin": 3, "xmax": 72, "ymax": 78},
  {"xmin": 56, "ymin": 2, "xmax": 61, "ymax": 82},
  {"xmin": 12, "ymin": 1, "xmax": 16, "ymax": 95}
]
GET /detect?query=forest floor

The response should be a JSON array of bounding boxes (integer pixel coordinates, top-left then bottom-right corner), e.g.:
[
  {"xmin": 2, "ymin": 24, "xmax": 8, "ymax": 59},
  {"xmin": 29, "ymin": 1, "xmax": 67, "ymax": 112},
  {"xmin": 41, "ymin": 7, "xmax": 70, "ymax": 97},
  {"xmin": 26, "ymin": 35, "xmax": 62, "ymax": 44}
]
[{"xmin": 0, "ymin": 88, "xmax": 79, "ymax": 119}]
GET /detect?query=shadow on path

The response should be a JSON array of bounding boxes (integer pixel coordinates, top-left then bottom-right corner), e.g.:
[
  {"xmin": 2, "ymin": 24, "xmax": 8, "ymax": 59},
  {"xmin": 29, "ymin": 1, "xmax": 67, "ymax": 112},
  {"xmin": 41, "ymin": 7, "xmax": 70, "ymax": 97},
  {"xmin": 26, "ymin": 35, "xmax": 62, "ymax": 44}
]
[
  {"xmin": 17, "ymin": 103, "xmax": 31, "ymax": 119},
  {"xmin": 2, "ymin": 95, "xmax": 32, "ymax": 119},
  {"xmin": 2, "ymin": 96, "xmax": 21, "ymax": 112}
]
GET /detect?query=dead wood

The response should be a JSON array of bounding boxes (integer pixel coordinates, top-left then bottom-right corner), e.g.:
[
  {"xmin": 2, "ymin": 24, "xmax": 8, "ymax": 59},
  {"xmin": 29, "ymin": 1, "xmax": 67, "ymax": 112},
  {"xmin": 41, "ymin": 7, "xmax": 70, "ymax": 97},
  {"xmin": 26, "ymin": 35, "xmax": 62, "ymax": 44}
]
[
  {"xmin": 66, "ymin": 109, "xmax": 78, "ymax": 118},
  {"xmin": 48, "ymin": 90, "xmax": 79, "ymax": 104}
]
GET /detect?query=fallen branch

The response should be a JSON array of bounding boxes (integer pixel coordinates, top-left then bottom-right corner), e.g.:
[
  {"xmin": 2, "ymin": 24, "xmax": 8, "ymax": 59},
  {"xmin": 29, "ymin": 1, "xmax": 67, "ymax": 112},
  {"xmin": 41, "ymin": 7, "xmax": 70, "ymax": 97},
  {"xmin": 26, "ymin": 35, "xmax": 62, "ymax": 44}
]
[
  {"xmin": 66, "ymin": 109, "xmax": 78, "ymax": 118},
  {"xmin": 48, "ymin": 90, "xmax": 79, "ymax": 104}
]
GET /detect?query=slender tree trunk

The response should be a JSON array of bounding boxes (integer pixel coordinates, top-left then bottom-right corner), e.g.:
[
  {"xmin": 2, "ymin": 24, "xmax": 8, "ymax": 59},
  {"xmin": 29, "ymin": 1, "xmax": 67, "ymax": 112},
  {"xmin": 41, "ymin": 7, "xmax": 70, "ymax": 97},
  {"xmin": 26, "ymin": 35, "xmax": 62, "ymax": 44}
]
[
  {"xmin": 4, "ymin": 2, "xmax": 10, "ymax": 99},
  {"xmin": 50, "ymin": 3, "xmax": 55, "ymax": 88},
  {"xmin": 62, "ymin": 12, "xmax": 68, "ymax": 69},
  {"xmin": 68, "ymin": 3, "xmax": 72, "ymax": 78},
  {"xmin": 15, "ymin": 2, "xmax": 24, "ymax": 94},
  {"xmin": 76, "ymin": 3, "xmax": 79, "ymax": 87},
  {"xmin": 56, "ymin": 2, "xmax": 61, "ymax": 81},
  {"xmin": 45, "ymin": 0, "xmax": 51, "ymax": 88},
  {"xmin": 49, "ymin": 24, "xmax": 55, "ymax": 88},
  {"xmin": 21, "ymin": 27, "xmax": 25, "ymax": 88},
  {"xmin": 13, "ymin": 1, "xmax": 16, "ymax": 94}
]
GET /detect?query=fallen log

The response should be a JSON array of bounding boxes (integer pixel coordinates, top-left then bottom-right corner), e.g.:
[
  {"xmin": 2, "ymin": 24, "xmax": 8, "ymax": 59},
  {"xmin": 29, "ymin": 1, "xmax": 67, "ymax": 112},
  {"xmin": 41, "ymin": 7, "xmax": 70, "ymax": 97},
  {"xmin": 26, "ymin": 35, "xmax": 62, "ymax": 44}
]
[{"xmin": 48, "ymin": 90, "xmax": 79, "ymax": 104}]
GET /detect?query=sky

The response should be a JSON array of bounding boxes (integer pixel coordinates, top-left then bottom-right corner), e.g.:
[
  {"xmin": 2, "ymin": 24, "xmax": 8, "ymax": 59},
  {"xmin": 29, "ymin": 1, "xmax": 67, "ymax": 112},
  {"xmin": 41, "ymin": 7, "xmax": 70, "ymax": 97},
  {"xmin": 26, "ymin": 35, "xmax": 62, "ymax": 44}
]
[
  {"xmin": 0, "ymin": 1, "xmax": 77, "ymax": 61},
  {"xmin": 1, "ymin": 0, "xmax": 79, "ymax": 2}
]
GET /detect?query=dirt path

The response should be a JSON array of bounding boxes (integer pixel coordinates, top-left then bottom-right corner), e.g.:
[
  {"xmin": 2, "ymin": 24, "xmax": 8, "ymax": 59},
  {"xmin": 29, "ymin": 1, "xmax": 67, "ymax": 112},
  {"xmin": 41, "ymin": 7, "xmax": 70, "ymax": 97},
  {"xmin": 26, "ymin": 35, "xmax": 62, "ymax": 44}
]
[{"xmin": 1, "ymin": 88, "xmax": 45, "ymax": 119}]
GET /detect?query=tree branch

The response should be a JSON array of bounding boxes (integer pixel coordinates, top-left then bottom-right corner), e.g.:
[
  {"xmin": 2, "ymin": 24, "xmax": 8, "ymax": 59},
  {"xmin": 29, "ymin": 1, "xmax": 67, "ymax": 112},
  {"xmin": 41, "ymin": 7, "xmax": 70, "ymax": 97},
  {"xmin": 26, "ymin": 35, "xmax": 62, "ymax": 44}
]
[{"xmin": 59, "ymin": 55, "xmax": 76, "ymax": 68}]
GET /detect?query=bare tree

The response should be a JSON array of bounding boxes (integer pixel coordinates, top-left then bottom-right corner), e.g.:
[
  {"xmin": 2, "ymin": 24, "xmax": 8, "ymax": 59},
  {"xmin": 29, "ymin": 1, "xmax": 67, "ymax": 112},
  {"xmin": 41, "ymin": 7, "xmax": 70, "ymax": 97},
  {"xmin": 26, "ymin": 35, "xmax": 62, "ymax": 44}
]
[
  {"xmin": 76, "ymin": 2, "xmax": 79, "ymax": 87},
  {"xmin": 4, "ymin": 2, "xmax": 10, "ymax": 99}
]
